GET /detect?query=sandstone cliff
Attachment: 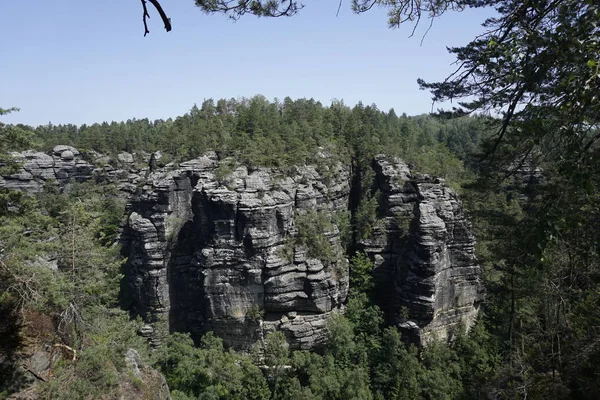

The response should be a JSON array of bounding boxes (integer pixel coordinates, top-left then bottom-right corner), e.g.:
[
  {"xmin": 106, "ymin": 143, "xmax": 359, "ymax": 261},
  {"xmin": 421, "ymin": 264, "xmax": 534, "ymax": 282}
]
[
  {"xmin": 0, "ymin": 145, "xmax": 145, "ymax": 195},
  {"xmin": 2, "ymin": 147, "xmax": 483, "ymax": 349},
  {"xmin": 0, "ymin": 146, "xmax": 94, "ymax": 193},
  {"xmin": 360, "ymin": 155, "xmax": 483, "ymax": 343},
  {"xmin": 121, "ymin": 153, "xmax": 350, "ymax": 350}
]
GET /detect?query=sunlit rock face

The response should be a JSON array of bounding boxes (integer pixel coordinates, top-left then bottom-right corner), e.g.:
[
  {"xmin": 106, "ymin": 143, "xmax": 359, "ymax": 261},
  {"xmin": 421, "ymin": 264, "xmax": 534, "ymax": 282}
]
[
  {"xmin": 123, "ymin": 153, "xmax": 483, "ymax": 349},
  {"xmin": 0, "ymin": 146, "xmax": 94, "ymax": 192},
  {"xmin": 359, "ymin": 155, "xmax": 484, "ymax": 344},
  {"xmin": 122, "ymin": 153, "xmax": 350, "ymax": 350},
  {"xmin": 2, "ymin": 145, "xmax": 483, "ymax": 349},
  {"xmin": 0, "ymin": 146, "xmax": 149, "ymax": 195}
]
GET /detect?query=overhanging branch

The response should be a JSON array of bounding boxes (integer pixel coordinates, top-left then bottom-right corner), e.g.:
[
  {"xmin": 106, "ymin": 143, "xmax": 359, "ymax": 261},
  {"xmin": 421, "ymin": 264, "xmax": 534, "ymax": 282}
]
[{"xmin": 141, "ymin": 0, "xmax": 172, "ymax": 37}]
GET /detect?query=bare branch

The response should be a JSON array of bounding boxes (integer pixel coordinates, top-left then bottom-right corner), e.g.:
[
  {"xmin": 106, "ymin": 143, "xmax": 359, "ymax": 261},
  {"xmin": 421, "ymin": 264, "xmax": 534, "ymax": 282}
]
[
  {"xmin": 141, "ymin": 0, "xmax": 151, "ymax": 37},
  {"xmin": 141, "ymin": 0, "xmax": 172, "ymax": 37}
]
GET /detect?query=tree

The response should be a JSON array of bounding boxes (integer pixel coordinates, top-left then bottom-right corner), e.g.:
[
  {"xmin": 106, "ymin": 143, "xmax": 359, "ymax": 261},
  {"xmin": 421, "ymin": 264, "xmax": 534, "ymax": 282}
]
[
  {"xmin": 0, "ymin": 108, "xmax": 33, "ymax": 173},
  {"xmin": 412, "ymin": 1, "xmax": 600, "ymax": 396},
  {"xmin": 195, "ymin": 0, "xmax": 303, "ymax": 19},
  {"xmin": 182, "ymin": 1, "xmax": 597, "ymax": 173},
  {"xmin": 193, "ymin": 1, "xmax": 467, "ymax": 25},
  {"xmin": 155, "ymin": 332, "xmax": 270, "ymax": 400},
  {"xmin": 185, "ymin": 1, "xmax": 599, "ymax": 396},
  {"xmin": 417, "ymin": 0, "xmax": 599, "ymax": 176},
  {"xmin": 143, "ymin": 0, "xmax": 479, "ymax": 36}
]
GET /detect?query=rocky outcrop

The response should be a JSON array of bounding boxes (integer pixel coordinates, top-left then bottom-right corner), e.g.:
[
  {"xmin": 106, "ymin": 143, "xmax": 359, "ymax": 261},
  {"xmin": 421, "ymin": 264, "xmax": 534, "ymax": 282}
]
[
  {"xmin": 123, "ymin": 153, "xmax": 483, "ymax": 349},
  {"xmin": 2, "ymin": 144, "xmax": 484, "ymax": 349},
  {"xmin": 122, "ymin": 154, "xmax": 350, "ymax": 350},
  {"xmin": 0, "ymin": 146, "xmax": 148, "ymax": 194},
  {"xmin": 0, "ymin": 146, "xmax": 95, "ymax": 193},
  {"xmin": 359, "ymin": 155, "xmax": 483, "ymax": 343}
]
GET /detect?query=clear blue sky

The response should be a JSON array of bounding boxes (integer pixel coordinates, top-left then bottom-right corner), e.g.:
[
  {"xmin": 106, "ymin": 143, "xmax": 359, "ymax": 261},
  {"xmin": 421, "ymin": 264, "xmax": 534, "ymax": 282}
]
[{"xmin": 0, "ymin": 1, "xmax": 489, "ymax": 126}]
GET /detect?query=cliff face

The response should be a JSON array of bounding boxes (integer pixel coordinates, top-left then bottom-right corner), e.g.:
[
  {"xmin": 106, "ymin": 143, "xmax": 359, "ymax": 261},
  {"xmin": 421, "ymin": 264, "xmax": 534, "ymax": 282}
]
[
  {"xmin": 2, "ymin": 147, "xmax": 483, "ymax": 349},
  {"xmin": 122, "ymin": 154, "xmax": 350, "ymax": 350},
  {"xmin": 0, "ymin": 146, "xmax": 94, "ymax": 193},
  {"xmin": 0, "ymin": 146, "xmax": 146, "ymax": 195},
  {"xmin": 360, "ymin": 155, "xmax": 484, "ymax": 343}
]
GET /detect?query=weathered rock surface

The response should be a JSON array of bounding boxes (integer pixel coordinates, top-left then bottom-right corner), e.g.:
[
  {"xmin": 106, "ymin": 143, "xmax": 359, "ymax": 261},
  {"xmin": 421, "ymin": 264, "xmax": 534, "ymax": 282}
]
[
  {"xmin": 0, "ymin": 147, "xmax": 91, "ymax": 192},
  {"xmin": 2, "ymin": 145, "xmax": 484, "ymax": 350},
  {"xmin": 359, "ymin": 155, "xmax": 484, "ymax": 343},
  {"xmin": 0, "ymin": 146, "xmax": 148, "ymax": 194},
  {"xmin": 122, "ymin": 154, "xmax": 350, "ymax": 350}
]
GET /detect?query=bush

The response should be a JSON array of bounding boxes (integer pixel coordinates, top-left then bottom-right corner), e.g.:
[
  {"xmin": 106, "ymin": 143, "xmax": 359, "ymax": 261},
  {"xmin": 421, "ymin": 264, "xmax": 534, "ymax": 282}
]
[
  {"xmin": 333, "ymin": 210, "xmax": 352, "ymax": 250},
  {"xmin": 246, "ymin": 304, "xmax": 264, "ymax": 322},
  {"xmin": 349, "ymin": 253, "xmax": 375, "ymax": 295},
  {"xmin": 154, "ymin": 332, "xmax": 270, "ymax": 400},
  {"xmin": 295, "ymin": 210, "xmax": 335, "ymax": 262},
  {"xmin": 354, "ymin": 191, "xmax": 380, "ymax": 240}
]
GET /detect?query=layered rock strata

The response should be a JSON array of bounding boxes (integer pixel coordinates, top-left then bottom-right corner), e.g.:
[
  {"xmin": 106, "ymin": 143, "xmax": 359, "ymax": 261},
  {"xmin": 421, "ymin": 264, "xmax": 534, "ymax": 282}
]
[
  {"xmin": 359, "ymin": 155, "xmax": 484, "ymax": 343},
  {"xmin": 0, "ymin": 146, "xmax": 94, "ymax": 192},
  {"xmin": 2, "ymin": 145, "xmax": 484, "ymax": 349},
  {"xmin": 0, "ymin": 146, "xmax": 146, "ymax": 194},
  {"xmin": 122, "ymin": 154, "xmax": 350, "ymax": 350}
]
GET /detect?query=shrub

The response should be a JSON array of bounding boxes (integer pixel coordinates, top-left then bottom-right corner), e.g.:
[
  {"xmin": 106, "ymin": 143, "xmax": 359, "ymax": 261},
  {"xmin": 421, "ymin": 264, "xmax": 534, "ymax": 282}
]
[
  {"xmin": 246, "ymin": 304, "xmax": 265, "ymax": 322},
  {"xmin": 295, "ymin": 210, "xmax": 335, "ymax": 262}
]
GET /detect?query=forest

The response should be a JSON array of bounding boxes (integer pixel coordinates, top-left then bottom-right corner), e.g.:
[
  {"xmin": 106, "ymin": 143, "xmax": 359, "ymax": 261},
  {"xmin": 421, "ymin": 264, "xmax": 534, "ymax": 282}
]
[
  {"xmin": 1, "ymin": 94, "xmax": 597, "ymax": 399},
  {"xmin": 1, "ymin": 0, "xmax": 599, "ymax": 399}
]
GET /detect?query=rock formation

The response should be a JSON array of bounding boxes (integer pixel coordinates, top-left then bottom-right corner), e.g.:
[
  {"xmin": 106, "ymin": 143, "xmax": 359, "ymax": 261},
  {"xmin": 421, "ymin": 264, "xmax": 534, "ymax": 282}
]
[
  {"xmin": 2, "ymin": 146, "xmax": 484, "ymax": 349},
  {"xmin": 0, "ymin": 145, "xmax": 146, "ymax": 194},
  {"xmin": 0, "ymin": 146, "xmax": 94, "ymax": 193},
  {"xmin": 121, "ymin": 154, "xmax": 350, "ymax": 350},
  {"xmin": 359, "ymin": 155, "xmax": 484, "ymax": 343}
]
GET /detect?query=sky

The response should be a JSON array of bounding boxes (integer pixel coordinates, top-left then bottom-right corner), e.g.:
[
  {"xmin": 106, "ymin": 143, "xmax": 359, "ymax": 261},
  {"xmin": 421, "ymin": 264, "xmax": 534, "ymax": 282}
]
[{"xmin": 0, "ymin": 1, "xmax": 490, "ymax": 127}]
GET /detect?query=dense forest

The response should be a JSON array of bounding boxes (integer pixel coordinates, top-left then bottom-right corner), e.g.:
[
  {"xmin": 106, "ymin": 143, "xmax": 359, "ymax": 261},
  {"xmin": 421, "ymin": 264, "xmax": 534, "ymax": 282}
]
[
  {"xmin": 25, "ymin": 97, "xmax": 483, "ymax": 182},
  {"xmin": 1, "ymin": 91, "xmax": 599, "ymax": 399}
]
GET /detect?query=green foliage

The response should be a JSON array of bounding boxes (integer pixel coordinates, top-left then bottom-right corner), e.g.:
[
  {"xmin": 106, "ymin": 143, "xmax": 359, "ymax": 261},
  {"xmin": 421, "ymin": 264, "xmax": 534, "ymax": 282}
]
[
  {"xmin": 349, "ymin": 253, "xmax": 375, "ymax": 295},
  {"xmin": 332, "ymin": 210, "xmax": 352, "ymax": 250},
  {"xmin": 393, "ymin": 210, "xmax": 412, "ymax": 236},
  {"xmin": 155, "ymin": 332, "xmax": 270, "ymax": 400},
  {"xmin": 419, "ymin": 340, "xmax": 464, "ymax": 400},
  {"xmin": 0, "ymin": 107, "xmax": 34, "ymax": 175},
  {"xmin": 0, "ymin": 191, "xmax": 63, "ymax": 313},
  {"xmin": 262, "ymin": 292, "xmax": 499, "ymax": 400},
  {"xmin": 371, "ymin": 327, "xmax": 421, "ymax": 400},
  {"xmin": 43, "ymin": 308, "xmax": 149, "ymax": 399},
  {"xmin": 246, "ymin": 304, "xmax": 264, "ymax": 322},
  {"xmin": 452, "ymin": 322, "xmax": 501, "ymax": 398},
  {"xmin": 6, "ymin": 0, "xmax": 600, "ymax": 396},
  {"xmin": 0, "ymin": 180, "xmax": 134, "ymax": 398},
  {"xmin": 416, "ymin": 4, "xmax": 600, "ymax": 394},
  {"xmin": 277, "ymin": 237, "xmax": 295, "ymax": 263},
  {"xmin": 354, "ymin": 190, "xmax": 379, "ymax": 240},
  {"xmin": 0, "ymin": 96, "xmax": 501, "ymax": 399},
  {"xmin": 214, "ymin": 159, "xmax": 236, "ymax": 183},
  {"xmin": 409, "ymin": 142, "xmax": 468, "ymax": 189},
  {"xmin": 295, "ymin": 210, "xmax": 335, "ymax": 262},
  {"xmin": 18, "ymin": 97, "xmax": 480, "ymax": 182}
]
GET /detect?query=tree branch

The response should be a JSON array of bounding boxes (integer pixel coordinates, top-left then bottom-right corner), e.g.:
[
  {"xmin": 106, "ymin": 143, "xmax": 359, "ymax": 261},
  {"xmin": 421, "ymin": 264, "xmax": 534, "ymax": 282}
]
[{"xmin": 141, "ymin": 0, "xmax": 172, "ymax": 37}]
